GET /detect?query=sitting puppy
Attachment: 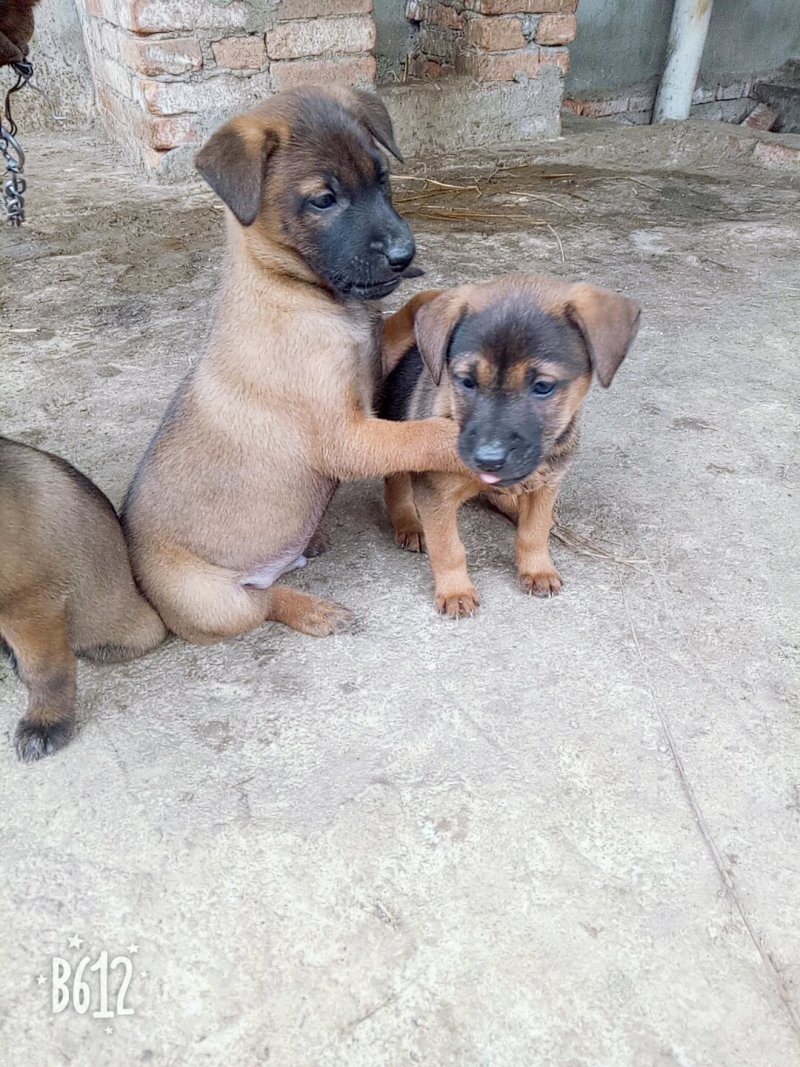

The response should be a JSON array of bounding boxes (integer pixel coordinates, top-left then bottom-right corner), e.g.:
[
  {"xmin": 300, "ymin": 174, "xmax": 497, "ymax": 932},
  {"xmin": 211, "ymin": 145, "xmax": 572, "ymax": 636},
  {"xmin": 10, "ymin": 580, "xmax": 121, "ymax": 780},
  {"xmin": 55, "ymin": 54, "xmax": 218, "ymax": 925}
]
[
  {"xmin": 380, "ymin": 275, "xmax": 641, "ymax": 617},
  {"xmin": 123, "ymin": 86, "xmax": 463, "ymax": 646},
  {"xmin": 0, "ymin": 437, "xmax": 166, "ymax": 761}
]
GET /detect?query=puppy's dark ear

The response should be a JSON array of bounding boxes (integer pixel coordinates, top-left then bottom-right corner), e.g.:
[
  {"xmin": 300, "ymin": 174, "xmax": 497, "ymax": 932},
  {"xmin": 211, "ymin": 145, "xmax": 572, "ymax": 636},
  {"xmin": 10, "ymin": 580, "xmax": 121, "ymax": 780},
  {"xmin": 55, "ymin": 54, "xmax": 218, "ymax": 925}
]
[
  {"xmin": 565, "ymin": 285, "xmax": 641, "ymax": 388},
  {"xmin": 195, "ymin": 115, "xmax": 287, "ymax": 227},
  {"xmin": 414, "ymin": 293, "xmax": 465, "ymax": 386},
  {"xmin": 344, "ymin": 88, "xmax": 404, "ymax": 162}
]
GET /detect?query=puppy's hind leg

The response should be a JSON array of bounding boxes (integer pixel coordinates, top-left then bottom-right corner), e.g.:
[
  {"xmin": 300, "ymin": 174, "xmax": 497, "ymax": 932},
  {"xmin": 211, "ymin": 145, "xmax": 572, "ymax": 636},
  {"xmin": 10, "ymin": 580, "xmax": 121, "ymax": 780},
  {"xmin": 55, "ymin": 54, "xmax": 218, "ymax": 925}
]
[
  {"xmin": 149, "ymin": 559, "xmax": 352, "ymax": 644},
  {"xmin": 385, "ymin": 473, "xmax": 425, "ymax": 553},
  {"xmin": 76, "ymin": 596, "xmax": 167, "ymax": 665},
  {"xmin": 1, "ymin": 592, "xmax": 77, "ymax": 762}
]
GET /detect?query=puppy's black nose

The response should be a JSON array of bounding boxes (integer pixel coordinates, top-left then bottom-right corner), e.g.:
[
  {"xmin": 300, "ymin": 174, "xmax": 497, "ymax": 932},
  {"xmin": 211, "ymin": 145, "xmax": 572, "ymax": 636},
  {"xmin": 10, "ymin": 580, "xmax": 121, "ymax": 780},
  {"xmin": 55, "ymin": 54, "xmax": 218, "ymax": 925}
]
[
  {"xmin": 473, "ymin": 442, "xmax": 509, "ymax": 472},
  {"xmin": 385, "ymin": 238, "xmax": 415, "ymax": 272}
]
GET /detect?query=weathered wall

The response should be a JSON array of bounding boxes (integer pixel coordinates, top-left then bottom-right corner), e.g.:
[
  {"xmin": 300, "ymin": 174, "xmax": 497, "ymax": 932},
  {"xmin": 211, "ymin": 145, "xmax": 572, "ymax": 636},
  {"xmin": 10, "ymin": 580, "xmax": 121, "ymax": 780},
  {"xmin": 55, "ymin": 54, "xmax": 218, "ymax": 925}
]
[
  {"xmin": 375, "ymin": 0, "xmax": 408, "ymax": 80},
  {"xmin": 4, "ymin": 0, "xmax": 95, "ymax": 130},
  {"xmin": 568, "ymin": 0, "xmax": 800, "ymax": 96}
]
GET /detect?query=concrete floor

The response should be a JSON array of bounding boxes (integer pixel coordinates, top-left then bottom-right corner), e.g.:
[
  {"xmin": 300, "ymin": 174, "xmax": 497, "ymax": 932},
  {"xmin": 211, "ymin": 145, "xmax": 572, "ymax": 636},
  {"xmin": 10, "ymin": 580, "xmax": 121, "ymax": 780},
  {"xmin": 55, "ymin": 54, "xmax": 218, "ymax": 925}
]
[{"xmin": 1, "ymin": 118, "xmax": 798, "ymax": 1067}]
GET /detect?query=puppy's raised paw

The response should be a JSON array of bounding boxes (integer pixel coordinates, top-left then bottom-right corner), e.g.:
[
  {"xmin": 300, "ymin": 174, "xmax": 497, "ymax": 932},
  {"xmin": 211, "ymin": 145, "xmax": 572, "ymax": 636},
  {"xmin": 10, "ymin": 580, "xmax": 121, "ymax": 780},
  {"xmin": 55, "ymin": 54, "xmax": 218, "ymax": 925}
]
[
  {"xmin": 15, "ymin": 718, "xmax": 74, "ymax": 763},
  {"xmin": 396, "ymin": 526, "xmax": 426, "ymax": 554},
  {"xmin": 295, "ymin": 598, "xmax": 354, "ymax": 637},
  {"xmin": 435, "ymin": 588, "xmax": 480, "ymax": 619},
  {"xmin": 519, "ymin": 570, "xmax": 563, "ymax": 598}
]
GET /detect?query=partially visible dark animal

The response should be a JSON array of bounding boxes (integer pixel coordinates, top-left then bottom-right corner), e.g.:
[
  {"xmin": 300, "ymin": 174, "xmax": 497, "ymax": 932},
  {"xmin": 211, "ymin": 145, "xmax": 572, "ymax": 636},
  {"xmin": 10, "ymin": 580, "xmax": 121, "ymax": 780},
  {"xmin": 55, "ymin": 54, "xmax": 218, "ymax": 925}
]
[
  {"xmin": 0, "ymin": 0, "xmax": 39, "ymax": 67},
  {"xmin": 380, "ymin": 275, "xmax": 641, "ymax": 617},
  {"xmin": 0, "ymin": 437, "xmax": 166, "ymax": 761}
]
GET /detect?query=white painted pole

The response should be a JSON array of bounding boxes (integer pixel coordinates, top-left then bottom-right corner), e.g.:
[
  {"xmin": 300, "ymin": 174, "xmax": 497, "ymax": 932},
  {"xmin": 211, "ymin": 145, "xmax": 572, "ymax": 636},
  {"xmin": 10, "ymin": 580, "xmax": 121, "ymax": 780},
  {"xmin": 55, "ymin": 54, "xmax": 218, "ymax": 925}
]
[{"xmin": 653, "ymin": 0, "xmax": 715, "ymax": 122}]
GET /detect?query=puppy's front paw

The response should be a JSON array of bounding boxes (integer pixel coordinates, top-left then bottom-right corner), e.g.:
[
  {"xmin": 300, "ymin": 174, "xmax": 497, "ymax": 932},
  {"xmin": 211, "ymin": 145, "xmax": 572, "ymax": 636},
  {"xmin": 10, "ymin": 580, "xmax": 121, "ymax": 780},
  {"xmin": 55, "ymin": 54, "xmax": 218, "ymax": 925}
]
[
  {"xmin": 396, "ymin": 526, "xmax": 426, "ymax": 553},
  {"xmin": 15, "ymin": 718, "xmax": 74, "ymax": 762},
  {"xmin": 519, "ymin": 569, "xmax": 563, "ymax": 598},
  {"xmin": 435, "ymin": 587, "xmax": 480, "ymax": 619},
  {"xmin": 296, "ymin": 599, "xmax": 354, "ymax": 637}
]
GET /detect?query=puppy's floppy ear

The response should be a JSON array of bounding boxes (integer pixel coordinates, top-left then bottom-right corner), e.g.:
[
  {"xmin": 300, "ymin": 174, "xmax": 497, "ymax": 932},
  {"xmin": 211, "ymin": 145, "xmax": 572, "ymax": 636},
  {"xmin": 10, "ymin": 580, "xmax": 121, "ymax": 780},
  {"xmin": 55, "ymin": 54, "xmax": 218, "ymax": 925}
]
[
  {"xmin": 565, "ymin": 285, "xmax": 641, "ymax": 388},
  {"xmin": 383, "ymin": 290, "xmax": 444, "ymax": 376},
  {"xmin": 414, "ymin": 292, "xmax": 465, "ymax": 386},
  {"xmin": 341, "ymin": 88, "xmax": 404, "ymax": 162},
  {"xmin": 195, "ymin": 114, "xmax": 288, "ymax": 227}
]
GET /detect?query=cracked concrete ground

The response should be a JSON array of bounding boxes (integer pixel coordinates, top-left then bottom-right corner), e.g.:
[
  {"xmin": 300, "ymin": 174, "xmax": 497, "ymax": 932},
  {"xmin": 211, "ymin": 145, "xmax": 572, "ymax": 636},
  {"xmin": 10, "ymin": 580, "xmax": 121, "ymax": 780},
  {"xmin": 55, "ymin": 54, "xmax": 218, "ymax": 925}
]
[{"xmin": 0, "ymin": 117, "xmax": 798, "ymax": 1067}]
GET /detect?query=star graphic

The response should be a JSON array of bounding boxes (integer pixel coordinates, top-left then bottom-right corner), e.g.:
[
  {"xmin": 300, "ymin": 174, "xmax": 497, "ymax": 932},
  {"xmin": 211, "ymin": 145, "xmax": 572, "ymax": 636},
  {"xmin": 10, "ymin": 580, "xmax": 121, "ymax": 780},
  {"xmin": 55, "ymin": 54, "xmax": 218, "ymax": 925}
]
[
  {"xmin": 67, "ymin": 935, "xmax": 84, "ymax": 950},
  {"xmin": 139, "ymin": 970, "xmax": 149, "ymax": 981},
  {"xmin": 104, "ymin": 1026, "xmax": 113, "ymax": 1036},
  {"xmin": 35, "ymin": 974, "xmax": 46, "ymax": 986},
  {"xmin": 126, "ymin": 943, "xmax": 139, "ymax": 955}
]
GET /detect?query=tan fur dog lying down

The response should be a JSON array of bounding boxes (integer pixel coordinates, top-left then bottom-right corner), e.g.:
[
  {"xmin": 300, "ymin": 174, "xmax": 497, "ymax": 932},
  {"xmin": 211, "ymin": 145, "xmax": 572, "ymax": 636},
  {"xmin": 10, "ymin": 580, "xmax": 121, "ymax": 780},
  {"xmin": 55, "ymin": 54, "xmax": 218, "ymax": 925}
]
[
  {"xmin": 123, "ymin": 86, "xmax": 465, "ymax": 646},
  {"xmin": 0, "ymin": 437, "xmax": 166, "ymax": 761},
  {"xmin": 380, "ymin": 275, "xmax": 641, "ymax": 618}
]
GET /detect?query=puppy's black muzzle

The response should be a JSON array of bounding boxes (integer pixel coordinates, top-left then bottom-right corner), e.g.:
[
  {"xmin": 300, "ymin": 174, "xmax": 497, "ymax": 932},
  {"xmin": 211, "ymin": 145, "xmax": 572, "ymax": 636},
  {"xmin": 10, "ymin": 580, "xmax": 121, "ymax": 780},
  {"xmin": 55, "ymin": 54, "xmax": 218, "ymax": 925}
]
[{"xmin": 459, "ymin": 426, "xmax": 542, "ymax": 488}]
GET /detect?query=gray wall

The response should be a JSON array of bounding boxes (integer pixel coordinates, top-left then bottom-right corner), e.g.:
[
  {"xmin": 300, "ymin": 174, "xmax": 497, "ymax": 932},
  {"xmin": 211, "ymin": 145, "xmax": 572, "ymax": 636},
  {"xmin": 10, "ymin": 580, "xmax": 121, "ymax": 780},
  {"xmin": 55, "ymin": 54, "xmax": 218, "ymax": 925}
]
[
  {"xmin": 375, "ymin": 0, "xmax": 411, "ymax": 82},
  {"xmin": 4, "ymin": 0, "xmax": 95, "ymax": 130},
  {"xmin": 568, "ymin": 0, "xmax": 800, "ymax": 95}
]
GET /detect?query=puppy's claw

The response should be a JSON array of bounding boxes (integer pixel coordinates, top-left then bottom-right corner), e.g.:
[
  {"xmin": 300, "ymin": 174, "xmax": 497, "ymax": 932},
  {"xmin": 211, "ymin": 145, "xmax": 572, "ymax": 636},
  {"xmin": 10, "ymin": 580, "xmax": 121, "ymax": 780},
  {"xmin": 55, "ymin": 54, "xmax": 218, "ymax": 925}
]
[
  {"xmin": 518, "ymin": 571, "xmax": 563, "ymax": 598},
  {"xmin": 435, "ymin": 589, "xmax": 480, "ymax": 619},
  {"xmin": 14, "ymin": 718, "xmax": 73, "ymax": 762},
  {"xmin": 396, "ymin": 528, "xmax": 426, "ymax": 554},
  {"xmin": 296, "ymin": 600, "xmax": 354, "ymax": 637}
]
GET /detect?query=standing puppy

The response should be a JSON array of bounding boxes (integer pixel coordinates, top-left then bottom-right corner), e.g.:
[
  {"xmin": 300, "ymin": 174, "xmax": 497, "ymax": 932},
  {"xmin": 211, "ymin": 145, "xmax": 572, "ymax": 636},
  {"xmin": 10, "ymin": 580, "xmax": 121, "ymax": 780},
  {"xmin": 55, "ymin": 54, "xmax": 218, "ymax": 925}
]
[
  {"xmin": 0, "ymin": 437, "xmax": 166, "ymax": 761},
  {"xmin": 123, "ymin": 87, "xmax": 463, "ymax": 645},
  {"xmin": 380, "ymin": 275, "xmax": 640, "ymax": 617}
]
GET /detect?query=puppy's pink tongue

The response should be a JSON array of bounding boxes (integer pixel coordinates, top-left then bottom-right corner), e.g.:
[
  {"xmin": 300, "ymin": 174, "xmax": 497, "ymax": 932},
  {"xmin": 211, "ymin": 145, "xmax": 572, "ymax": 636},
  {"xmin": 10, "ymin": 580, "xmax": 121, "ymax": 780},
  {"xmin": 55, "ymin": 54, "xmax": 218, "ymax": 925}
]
[{"xmin": 479, "ymin": 473, "xmax": 502, "ymax": 484}]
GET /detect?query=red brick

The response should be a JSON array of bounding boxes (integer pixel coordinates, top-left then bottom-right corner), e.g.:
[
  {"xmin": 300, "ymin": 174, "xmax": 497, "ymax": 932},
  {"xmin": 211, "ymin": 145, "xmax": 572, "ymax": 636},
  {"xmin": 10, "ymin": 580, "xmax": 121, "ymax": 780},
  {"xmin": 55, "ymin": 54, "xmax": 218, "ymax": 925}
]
[
  {"xmin": 742, "ymin": 104, "xmax": 778, "ymax": 132},
  {"xmin": 538, "ymin": 46, "xmax": 569, "ymax": 75},
  {"xmin": 692, "ymin": 85, "xmax": 716, "ymax": 105},
  {"xmin": 271, "ymin": 54, "xmax": 377, "ymax": 92},
  {"xmin": 125, "ymin": 1, "xmax": 250, "ymax": 34},
  {"xmin": 462, "ymin": 0, "xmax": 576, "ymax": 14},
  {"xmin": 212, "ymin": 34, "xmax": 267, "ymax": 70},
  {"xmin": 570, "ymin": 94, "xmax": 628, "ymax": 118},
  {"xmin": 276, "ymin": 0, "xmax": 373, "ymax": 17},
  {"xmin": 626, "ymin": 89, "xmax": 655, "ymax": 113},
  {"xmin": 465, "ymin": 14, "xmax": 525, "ymax": 51},
  {"xmin": 137, "ymin": 72, "xmax": 271, "ymax": 115},
  {"xmin": 266, "ymin": 16, "xmax": 375, "ymax": 60},
  {"xmin": 98, "ymin": 87, "xmax": 200, "ymax": 150},
  {"xmin": 716, "ymin": 79, "xmax": 748, "ymax": 101},
  {"xmin": 120, "ymin": 35, "xmax": 203, "ymax": 76},
  {"xmin": 752, "ymin": 139, "xmax": 800, "ymax": 167},
  {"xmin": 535, "ymin": 12, "xmax": 576, "ymax": 44},
  {"xmin": 425, "ymin": 2, "xmax": 464, "ymax": 30},
  {"xmin": 457, "ymin": 47, "xmax": 543, "ymax": 80}
]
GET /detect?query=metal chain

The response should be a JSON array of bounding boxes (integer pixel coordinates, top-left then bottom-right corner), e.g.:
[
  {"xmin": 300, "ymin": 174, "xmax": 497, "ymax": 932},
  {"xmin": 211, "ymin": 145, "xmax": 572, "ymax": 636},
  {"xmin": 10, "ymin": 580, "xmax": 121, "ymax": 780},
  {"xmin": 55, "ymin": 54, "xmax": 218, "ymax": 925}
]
[
  {"xmin": 1, "ymin": 59, "xmax": 34, "ymax": 226},
  {"xmin": 0, "ymin": 123, "xmax": 25, "ymax": 225}
]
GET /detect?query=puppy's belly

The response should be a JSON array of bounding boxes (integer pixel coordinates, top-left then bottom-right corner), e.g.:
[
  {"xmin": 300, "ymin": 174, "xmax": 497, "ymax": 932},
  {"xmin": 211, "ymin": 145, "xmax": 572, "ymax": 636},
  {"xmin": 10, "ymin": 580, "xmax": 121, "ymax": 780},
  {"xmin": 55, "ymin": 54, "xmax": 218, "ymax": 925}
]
[
  {"xmin": 237, "ymin": 480, "xmax": 336, "ymax": 590},
  {"xmin": 241, "ymin": 550, "xmax": 307, "ymax": 589}
]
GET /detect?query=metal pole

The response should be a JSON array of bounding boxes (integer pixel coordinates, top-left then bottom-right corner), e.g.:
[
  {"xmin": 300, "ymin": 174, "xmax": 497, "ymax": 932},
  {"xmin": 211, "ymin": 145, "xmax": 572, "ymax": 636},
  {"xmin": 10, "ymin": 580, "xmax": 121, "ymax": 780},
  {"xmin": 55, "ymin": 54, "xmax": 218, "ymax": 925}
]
[{"xmin": 653, "ymin": 0, "xmax": 715, "ymax": 123}]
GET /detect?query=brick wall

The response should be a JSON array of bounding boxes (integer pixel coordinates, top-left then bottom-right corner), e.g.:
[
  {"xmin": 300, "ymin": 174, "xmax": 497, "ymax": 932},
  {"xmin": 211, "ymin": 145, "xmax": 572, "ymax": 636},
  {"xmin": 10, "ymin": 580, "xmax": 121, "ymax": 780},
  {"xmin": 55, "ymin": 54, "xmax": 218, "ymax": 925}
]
[
  {"xmin": 74, "ymin": 0, "xmax": 579, "ymax": 176},
  {"xmin": 76, "ymin": 0, "xmax": 378, "ymax": 175},
  {"xmin": 405, "ymin": 0, "xmax": 576, "ymax": 85}
]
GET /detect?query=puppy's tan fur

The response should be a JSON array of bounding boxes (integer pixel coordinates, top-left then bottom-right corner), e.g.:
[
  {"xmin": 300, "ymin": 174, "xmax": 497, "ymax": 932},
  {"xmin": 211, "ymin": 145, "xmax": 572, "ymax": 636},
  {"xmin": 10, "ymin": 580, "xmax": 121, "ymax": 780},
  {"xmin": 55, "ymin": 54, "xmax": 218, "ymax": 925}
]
[
  {"xmin": 0, "ymin": 437, "xmax": 166, "ymax": 761},
  {"xmin": 381, "ymin": 275, "xmax": 640, "ymax": 617},
  {"xmin": 123, "ymin": 87, "xmax": 463, "ymax": 645}
]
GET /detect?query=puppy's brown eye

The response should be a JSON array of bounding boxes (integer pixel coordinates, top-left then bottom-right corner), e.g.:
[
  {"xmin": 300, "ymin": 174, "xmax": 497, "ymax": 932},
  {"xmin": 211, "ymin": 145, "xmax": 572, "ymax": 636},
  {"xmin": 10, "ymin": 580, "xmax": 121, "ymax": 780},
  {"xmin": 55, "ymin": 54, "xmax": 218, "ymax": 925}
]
[
  {"xmin": 309, "ymin": 191, "xmax": 336, "ymax": 210},
  {"xmin": 456, "ymin": 375, "xmax": 476, "ymax": 390},
  {"xmin": 531, "ymin": 380, "xmax": 555, "ymax": 397}
]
